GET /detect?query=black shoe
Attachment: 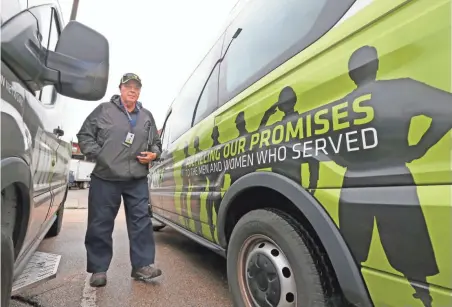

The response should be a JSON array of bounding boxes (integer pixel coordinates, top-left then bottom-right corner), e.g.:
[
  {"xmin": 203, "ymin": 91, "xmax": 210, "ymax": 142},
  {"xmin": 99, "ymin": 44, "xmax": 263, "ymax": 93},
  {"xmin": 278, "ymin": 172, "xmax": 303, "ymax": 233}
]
[
  {"xmin": 131, "ymin": 265, "xmax": 162, "ymax": 281},
  {"xmin": 89, "ymin": 272, "xmax": 107, "ymax": 287}
]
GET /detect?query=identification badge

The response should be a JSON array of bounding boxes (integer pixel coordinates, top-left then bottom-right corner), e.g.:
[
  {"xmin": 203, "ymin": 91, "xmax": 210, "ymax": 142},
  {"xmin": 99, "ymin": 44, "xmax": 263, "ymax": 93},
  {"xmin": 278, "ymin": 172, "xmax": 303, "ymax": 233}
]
[{"xmin": 123, "ymin": 132, "xmax": 135, "ymax": 147}]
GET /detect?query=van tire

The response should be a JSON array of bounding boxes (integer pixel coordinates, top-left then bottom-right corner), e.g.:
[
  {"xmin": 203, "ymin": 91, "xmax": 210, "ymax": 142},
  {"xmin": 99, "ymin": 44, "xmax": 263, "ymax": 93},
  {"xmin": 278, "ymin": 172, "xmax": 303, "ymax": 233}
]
[
  {"xmin": 227, "ymin": 209, "xmax": 329, "ymax": 307},
  {"xmin": 151, "ymin": 217, "xmax": 166, "ymax": 232},
  {"xmin": 78, "ymin": 182, "xmax": 88, "ymax": 189},
  {"xmin": 149, "ymin": 205, "xmax": 166, "ymax": 231},
  {"xmin": 1, "ymin": 228, "xmax": 14, "ymax": 307},
  {"xmin": 152, "ymin": 223, "xmax": 166, "ymax": 232},
  {"xmin": 1, "ymin": 186, "xmax": 17, "ymax": 244},
  {"xmin": 46, "ymin": 204, "xmax": 65, "ymax": 238}
]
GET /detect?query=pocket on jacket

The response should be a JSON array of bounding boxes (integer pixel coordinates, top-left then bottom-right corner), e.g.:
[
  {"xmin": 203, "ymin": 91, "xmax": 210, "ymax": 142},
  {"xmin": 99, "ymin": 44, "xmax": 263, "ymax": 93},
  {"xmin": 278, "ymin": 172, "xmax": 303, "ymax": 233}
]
[{"xmin": 97, "ymin": 128, "xmax": 109, "ymax": 147}]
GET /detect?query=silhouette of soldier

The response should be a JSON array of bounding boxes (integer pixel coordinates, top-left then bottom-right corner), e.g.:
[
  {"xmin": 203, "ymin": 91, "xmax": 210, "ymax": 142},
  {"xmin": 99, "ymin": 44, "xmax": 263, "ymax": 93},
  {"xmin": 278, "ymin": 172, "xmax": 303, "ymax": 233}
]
[
  {"xmin": 336, "ymin": 45, "xmax": 452, "ymax": 307},
  {"xmin": 235, "ymin": 111, "xmax": 249, "ymax": 142},
  {"xmin": 259, "ymin": 86, "xmax": 321, "ymax": 194},
  {"xmin": 189, "ymin": 136, "xmax": 205, "ymax": 236},
  {"xmin": 180, "ymin": 141, "xmax": 191, "ymax": 229},
  {"xmin": 194, "ymin": 136, "xmax": 202, "ymax": 154},
  {"xmin": 223, "ymin": 111, "xmax": 255, "ymax": 184},
  {"xmin": 204, "ymin": 126, "xmax": 222, "ymax": 242}
]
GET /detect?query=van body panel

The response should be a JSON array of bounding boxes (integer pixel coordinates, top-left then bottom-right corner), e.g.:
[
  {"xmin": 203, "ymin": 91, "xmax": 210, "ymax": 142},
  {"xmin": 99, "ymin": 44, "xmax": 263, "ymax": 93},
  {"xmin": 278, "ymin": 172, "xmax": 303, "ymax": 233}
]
[{"xmin": 149, "ymin": 0, "xmax": 452, "ymax": 305}]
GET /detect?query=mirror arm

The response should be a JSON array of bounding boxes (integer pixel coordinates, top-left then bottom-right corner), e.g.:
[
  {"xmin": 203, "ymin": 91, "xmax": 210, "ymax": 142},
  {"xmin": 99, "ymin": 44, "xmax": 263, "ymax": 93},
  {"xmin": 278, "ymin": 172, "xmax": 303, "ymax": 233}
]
[{"xmin": 45, "ymin": 50, "xmax": 87, "ymax": 90}]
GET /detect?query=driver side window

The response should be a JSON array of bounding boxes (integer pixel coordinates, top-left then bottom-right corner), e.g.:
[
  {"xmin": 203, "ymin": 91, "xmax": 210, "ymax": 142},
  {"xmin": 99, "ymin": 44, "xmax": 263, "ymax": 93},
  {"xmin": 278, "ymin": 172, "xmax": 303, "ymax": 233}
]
[
  {"xmin": 34, "ymin": 6, "xmax": 61, "ymax": 106},
  {"xmin": 161, "ymin": 113, "xmax": 172, "ymax": 150}
]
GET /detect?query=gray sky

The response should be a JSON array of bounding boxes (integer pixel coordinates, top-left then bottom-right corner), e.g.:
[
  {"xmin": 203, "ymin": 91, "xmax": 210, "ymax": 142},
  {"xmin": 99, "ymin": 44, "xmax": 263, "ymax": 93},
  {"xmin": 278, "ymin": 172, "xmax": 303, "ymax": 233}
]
[{"xmin": 57, "ymin": 0, "xmax": 238, "ymax": 141}]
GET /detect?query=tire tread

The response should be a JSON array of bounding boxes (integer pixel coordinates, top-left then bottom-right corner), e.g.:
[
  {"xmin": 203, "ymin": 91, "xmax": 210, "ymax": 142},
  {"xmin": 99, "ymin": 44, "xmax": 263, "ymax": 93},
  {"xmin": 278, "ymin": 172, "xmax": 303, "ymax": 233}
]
[
  {"xmin": 228, "ymin": 208, "xmax": 341, "ymax": 307},
  {"xmin": 267, "ymin": 208, "xmax": 344, "ymax": 307}
]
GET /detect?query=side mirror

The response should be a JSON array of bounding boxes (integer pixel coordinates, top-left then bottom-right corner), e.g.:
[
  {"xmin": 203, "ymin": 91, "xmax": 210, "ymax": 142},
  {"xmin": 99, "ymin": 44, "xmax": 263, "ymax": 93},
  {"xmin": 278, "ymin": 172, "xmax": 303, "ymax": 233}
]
[
  {"xmin": 48, "ymin": 21, "xmax": 109, "ymax": 100},
  {"xmin": 53, "ymin": 127, "xmax": 64, "ymax": 137},
  {"xmin": 1, "ymin": 8, "xmax": 109, "ymax": 101}
]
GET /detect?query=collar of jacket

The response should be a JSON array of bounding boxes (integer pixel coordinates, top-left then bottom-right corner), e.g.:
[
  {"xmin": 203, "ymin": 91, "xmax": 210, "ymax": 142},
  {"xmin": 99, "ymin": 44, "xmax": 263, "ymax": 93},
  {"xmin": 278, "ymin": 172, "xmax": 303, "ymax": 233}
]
[{"xmin": 110, "ymin": 94, "xmax": 143, "ymax": 112}]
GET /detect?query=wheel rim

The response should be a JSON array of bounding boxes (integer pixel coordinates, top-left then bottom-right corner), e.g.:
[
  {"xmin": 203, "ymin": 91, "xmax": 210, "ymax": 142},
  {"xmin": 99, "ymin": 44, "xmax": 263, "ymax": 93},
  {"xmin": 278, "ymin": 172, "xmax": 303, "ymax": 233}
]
[{"xmin": 237, "ymin": 234, "xmax": 297, "ymax": 307}]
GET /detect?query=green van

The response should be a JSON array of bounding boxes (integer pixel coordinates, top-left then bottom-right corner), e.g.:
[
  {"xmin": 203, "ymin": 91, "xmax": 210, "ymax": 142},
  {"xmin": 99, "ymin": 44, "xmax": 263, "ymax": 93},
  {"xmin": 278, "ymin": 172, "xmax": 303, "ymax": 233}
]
[{"xmin": 148, "ymin": 0, "xmax": 452, "ymax": 306}]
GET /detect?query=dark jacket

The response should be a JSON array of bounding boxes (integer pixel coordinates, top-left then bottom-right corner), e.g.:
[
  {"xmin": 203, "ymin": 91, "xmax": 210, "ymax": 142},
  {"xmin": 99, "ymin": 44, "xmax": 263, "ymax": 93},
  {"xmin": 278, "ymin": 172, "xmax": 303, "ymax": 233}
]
[{"xmin": 76, "ymin": 95, "xmax": 162, "ymax": 181}]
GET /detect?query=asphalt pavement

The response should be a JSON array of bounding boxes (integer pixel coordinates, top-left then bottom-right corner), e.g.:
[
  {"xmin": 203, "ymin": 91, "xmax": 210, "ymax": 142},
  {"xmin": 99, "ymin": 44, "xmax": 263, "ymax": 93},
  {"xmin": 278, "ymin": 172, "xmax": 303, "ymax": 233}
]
[{"xmin": 11, "ymin": 188, "xmax": 232, "ymax": 307}]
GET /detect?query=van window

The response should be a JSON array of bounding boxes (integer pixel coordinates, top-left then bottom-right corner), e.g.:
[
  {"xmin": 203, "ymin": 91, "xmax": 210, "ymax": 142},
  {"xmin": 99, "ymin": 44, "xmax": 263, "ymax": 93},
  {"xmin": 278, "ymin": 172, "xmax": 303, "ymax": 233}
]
[
  {"xmin": 220, "ymin": 0, "xmax": 355, "ymax": 104},
  {"xmin": 34, "ymin": 7, "xmax": 61, "ymax": 105},
  {"xmin": 161, "ymin": 113, "xmax": 172, "ymax": 150},
  {"xmin": 335, "ymin": 0, "xmax": 374, "ymax": 28},
  {"xmin": 1, "ymin": 0, "xmax": 21, "ymax": 25},
  {"xmin": 170, "ymin": 38, "xmax": 223, "ymax": 143},
  {"xmin": 47, "ymin": 9, "xmax": 60, "ymax": 52},
  {"xmin": 192, "ymin": 65, "xmax": 219, "ymax": 126}
]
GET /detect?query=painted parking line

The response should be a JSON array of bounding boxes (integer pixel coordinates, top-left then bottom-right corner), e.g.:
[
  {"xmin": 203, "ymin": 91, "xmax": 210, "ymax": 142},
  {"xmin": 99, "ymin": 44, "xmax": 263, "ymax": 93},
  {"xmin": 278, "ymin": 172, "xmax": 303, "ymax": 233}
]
[{"xmin": 80, "ymin": 274, "xmax": 97, "ymax": 307}]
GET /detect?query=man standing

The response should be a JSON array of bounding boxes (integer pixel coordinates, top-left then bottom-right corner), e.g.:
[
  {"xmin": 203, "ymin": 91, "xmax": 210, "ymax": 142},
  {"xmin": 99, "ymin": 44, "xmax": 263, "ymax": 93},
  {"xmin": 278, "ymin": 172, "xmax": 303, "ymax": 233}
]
[{"xmin": 77, "ymin": 73, "xmax": 162, "ymax": 287}]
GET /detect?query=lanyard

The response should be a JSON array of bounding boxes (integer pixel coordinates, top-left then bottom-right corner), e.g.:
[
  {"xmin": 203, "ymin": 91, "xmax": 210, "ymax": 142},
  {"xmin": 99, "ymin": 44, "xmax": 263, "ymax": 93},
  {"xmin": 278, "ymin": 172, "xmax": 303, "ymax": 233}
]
[
  {"xmin": 125, "ymin": 110, "xmax": 134, "ymax": 126},
  {"xmin": 123, "ymin": 104, "xmax": 140, "ymax": 129}
]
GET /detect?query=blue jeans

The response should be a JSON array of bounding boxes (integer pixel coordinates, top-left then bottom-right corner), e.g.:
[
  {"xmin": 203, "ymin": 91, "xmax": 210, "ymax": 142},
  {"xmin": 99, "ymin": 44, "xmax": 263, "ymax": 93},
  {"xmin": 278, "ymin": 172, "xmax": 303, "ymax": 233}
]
[{"xmin": 85, "ymin": 175, "xmax": 156, "ymax": 273}]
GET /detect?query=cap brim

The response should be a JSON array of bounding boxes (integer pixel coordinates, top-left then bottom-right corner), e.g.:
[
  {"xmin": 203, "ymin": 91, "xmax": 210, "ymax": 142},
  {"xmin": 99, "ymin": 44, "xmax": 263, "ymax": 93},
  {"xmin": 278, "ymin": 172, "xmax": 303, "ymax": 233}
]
[{"xmin": 121, "ymin": 78, "xmax": 142, "ymax": 86}]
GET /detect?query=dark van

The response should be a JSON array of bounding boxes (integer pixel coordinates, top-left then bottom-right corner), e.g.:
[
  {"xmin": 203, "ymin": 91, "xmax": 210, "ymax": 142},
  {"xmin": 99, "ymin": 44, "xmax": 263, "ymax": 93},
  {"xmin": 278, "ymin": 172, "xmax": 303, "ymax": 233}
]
[{"xmin": 1, "ymin": 1, "xmax": 109, "ymax": 306}]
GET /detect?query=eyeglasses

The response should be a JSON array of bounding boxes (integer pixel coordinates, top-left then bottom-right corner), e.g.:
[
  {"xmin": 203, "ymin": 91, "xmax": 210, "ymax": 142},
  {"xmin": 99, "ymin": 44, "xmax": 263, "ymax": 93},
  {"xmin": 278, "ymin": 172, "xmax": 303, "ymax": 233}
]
[{"xmin": 122, "ymin": 83, "xmax": 141, "ymax": 90}]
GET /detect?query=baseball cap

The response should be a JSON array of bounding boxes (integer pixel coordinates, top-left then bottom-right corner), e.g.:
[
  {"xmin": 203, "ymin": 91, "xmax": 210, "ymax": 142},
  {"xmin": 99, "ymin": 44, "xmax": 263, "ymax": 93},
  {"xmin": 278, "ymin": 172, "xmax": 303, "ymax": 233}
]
[{"xmin": 119, "ymin": 73, "xmax": 142, "ymax": 87}]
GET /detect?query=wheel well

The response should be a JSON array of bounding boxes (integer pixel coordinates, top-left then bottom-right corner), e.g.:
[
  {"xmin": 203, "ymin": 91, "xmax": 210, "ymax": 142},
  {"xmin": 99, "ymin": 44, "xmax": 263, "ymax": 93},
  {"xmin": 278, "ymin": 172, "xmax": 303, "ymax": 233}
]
[
  {"xmin": 223, "ymin": 186, "xmax": 347, "ymax": 304},
  {"xmin": 224, "ymin": 187, "xmax": 299, "ymax": 243},
  {"xmin": 1, "ymin": 182, "xmax": 29, "ymax": 259}
]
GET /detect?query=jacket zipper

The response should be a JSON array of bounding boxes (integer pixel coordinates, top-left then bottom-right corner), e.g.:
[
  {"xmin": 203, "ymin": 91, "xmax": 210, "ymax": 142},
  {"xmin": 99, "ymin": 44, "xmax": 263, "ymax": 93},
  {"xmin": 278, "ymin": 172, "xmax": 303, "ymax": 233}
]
[
  {"xmin": 128, "ymin": 114, "xmax": 134, "ymax": 178},
  {"xmin": 117, "ymin": 104, "xmax": 134, "ymax": 178},
  {"xmin": 115, "ymin": 101, "xmax": 146, "ymax": 178}
]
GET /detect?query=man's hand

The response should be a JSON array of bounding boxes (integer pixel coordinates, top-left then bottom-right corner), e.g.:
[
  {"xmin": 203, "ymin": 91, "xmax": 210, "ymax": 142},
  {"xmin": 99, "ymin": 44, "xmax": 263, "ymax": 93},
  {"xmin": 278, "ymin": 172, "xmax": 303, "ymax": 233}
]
[{"xmin": 137, "ymin": 152, "xmax": 157, "ymax": 165}]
